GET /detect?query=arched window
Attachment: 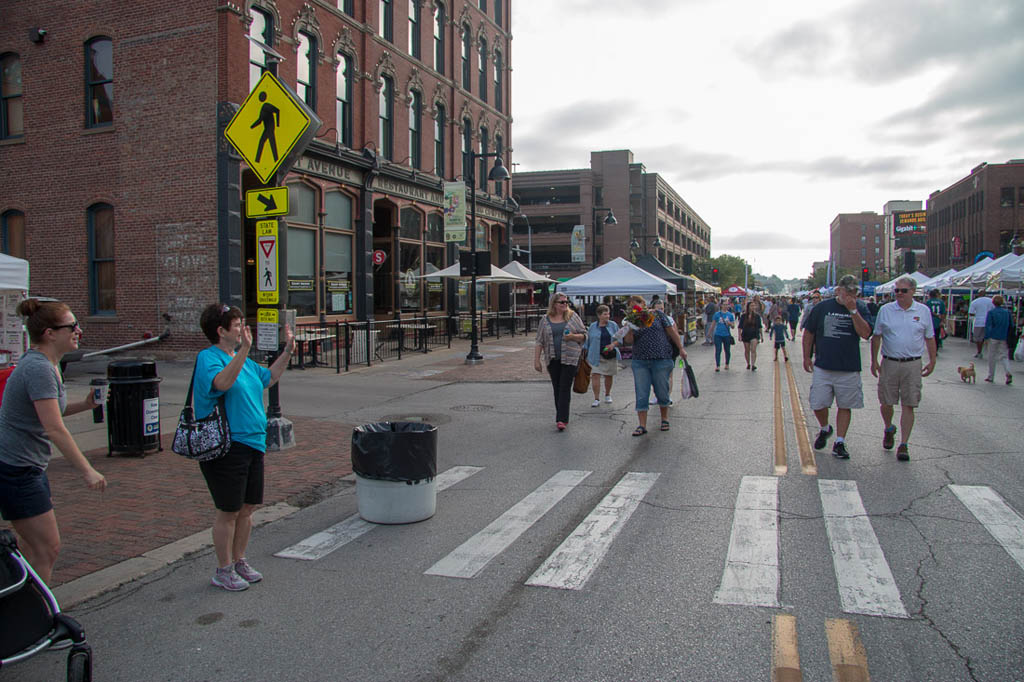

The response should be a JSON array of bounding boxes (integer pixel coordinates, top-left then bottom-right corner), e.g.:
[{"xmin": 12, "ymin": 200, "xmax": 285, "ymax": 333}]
[
  {"xmin": 324, "ymin": 192, "xmax": 354, "ymax": 316},
  {"xmin": 296, "ymin": 32, "xmax": 316, "ymax": 111},
  {"xmin": 433, "ymin": 3, "xmax": 446, "ymax": 74},
  {"xmin": 379, "ymin": 75, "xmax": 394, "ymax": 160},
  {"xmin": 478, "ymin": 38, "xmax": 487, "ymax": 102},
  {"xmin": 461, "ymin": 117, "xmax": 472, "ymax": 181},
  {"xmin": 87, "ymin": 204, "xmax": 115, "ymax": 314},
  {"xmin": 408, "ymin": 91, "xmax": 422, "ymax": 169},
  {"xmin": 399, "ymin": 208, "xmax": 423, "ymax": 311},
  {"xmin": 434, "ymin": 104, "xmax": 446, "ymax": 177},
  {"xmin": 336, "ymin": 52, "xmax": 353, "ymax": 147},
  {"xmin": 461, "ymin": 24, "xmax": 471, "ymax": 90},
  {"xmin": 285, "ymin": 184, "xmax": 317, "ymax": 317},
  {"xmin": 248, "ymin": 8, "xmax": 273, "ymax": 89},
  {"xmin": 1, "ymin": 210, "xmax": 25, "ymax": 258},
  {"xmin": 493, "ymin": 50, "xmax": 503, "ymax": 112},
  {"xmin": 85, "ymin": 37, "xmax": 113, "ymax": 128},
  {"xmin": 1, "ymin": 54, "xmax": 23, "ymax": 139}
]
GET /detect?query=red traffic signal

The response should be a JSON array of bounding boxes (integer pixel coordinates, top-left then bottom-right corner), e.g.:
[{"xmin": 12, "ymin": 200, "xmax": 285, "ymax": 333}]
[{"xmin": 711, "ymin": 267, "xmax": 720, "ymax": 284}]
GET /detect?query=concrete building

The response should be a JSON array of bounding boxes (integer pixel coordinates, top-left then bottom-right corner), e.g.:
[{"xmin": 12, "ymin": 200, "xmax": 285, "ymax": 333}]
[
  {"xmin": 509, "ymin": 150, "xmax": 711, "ymax": 279},
  {"xmin": 0, "ymin": 1, "xmax": 514, "ymax": 352},
  {"xmin": 925, "ymin": 160, "xmax": 1024, "ymax": 270},
  {"xmin": 882, "ymin": 199, "xmax": 923, "ymax": 276},
  {"xmin": 829, "ymin": 212, "xmax": 885, "ymax": 277}
]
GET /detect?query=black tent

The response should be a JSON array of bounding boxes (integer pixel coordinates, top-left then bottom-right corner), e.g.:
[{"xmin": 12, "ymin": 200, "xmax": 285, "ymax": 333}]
[{"xmin": 633, "ymin": 254, "xmax": 695, "ymax": 292}]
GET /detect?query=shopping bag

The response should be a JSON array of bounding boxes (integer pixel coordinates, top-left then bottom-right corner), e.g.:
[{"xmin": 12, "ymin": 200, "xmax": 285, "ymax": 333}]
[
  {"xmin": 1015, "ymin": 337, "xmax": 1024, "ymax": 362},
  {"xmin": 680, "ymin": 359, "xmax": 699, "ymax": 399}
]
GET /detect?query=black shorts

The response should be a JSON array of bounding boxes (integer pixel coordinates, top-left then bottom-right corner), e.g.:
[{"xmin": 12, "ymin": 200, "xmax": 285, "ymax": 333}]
[
  {"xmin": 0, "ymin": 460, "xmax": 53, "ymax": 521},
  {"xmin": 774, "ymin": 341, "xmax": 786, "ymax": 349},
  {"xmin": 199, "ymin": 442, "xmax": 265, "ymax": 512}
]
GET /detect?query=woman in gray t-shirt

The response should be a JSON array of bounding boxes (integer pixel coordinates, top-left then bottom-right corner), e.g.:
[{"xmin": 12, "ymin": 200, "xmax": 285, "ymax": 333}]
[{"xmin": 0, "ymin": 299, "xmax": 106, "ymax": 584}]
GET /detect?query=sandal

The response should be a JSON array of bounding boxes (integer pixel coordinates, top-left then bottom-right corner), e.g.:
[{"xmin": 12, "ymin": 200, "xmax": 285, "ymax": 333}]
[
  {"xmin": 660, "ymin": 420, "xmax": 670, "ymax": 431},
  {"xmin": 632, "ymin": 426, "xmax": 648, "ymax": 437}
]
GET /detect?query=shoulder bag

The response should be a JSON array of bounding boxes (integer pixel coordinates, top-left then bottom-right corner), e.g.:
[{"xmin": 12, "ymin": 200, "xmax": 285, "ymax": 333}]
[{"xmin": 172, "ymin": 359, "xmax": 232, "ymax": 462}]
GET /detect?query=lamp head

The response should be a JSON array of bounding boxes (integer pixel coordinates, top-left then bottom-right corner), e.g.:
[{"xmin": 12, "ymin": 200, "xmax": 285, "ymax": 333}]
[
  {"xmin": 487, "ymin": 157, "xmax": 510, "ymax": 182},
  {"xmin": 603, "ymin": 210, "xmax": 617, "ymax": 225}
]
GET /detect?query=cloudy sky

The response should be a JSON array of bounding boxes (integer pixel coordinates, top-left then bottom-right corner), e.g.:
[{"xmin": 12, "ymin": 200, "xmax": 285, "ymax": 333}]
[{"xmin": 508, "ymin": 0, "xmax": 1023, "ymax": 280}]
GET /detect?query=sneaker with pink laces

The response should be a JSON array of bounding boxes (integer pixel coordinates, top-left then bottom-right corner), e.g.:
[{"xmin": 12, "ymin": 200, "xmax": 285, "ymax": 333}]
[
  {"xmin": 234, "ymin": 558, "xmax": 263, "ymax": 583},
  {"xmin": 212, "ymin": 566, "xmax": 249, "ymax": 591}
]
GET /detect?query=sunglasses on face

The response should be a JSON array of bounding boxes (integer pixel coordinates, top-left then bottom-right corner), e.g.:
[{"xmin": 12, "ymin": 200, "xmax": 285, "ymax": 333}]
[
  {"xmin": 555, "ymin": 300, "xmax": 568, "ymax": 304},
  {"xmin": 894, "ymin": 288, "xmax": 912, "ymax": 294},
  {"xmin": 52, "ymin": 322, "xmax": 81, "ymax": 332}
]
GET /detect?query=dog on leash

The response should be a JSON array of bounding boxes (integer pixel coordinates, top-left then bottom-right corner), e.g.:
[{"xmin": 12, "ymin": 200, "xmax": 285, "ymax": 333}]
[{"xmin": 958, "ymin": 363, "xmax": 976, "ymax": 383}]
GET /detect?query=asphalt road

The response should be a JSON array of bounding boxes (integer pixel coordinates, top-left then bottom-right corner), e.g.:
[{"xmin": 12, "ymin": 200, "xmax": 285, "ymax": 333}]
[{"xmin": 11, "ymin": 336, "xmax": 1024, "ymax": 681}]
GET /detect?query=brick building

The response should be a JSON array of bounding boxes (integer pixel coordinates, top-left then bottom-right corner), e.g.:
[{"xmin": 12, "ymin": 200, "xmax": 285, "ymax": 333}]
[
  {"xmin": 509, "ymin": 149, "xmax": 711, "ymax": 280},
  {"xmin": 0, "ymin": 0, "xmax": 514, "ymax": 352},
  {"xmin": 829, "ymin": 212, "xmax": 885, "ymax": 277},
  {"xmin": 925, "ymin": 160, "xmax": 1024, "ymax": 270}
]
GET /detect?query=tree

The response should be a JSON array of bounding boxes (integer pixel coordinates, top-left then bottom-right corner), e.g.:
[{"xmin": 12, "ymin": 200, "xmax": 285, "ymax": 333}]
[{"xmin": 695, "ymin": 254, "xmax": 751, "ymax": 289}]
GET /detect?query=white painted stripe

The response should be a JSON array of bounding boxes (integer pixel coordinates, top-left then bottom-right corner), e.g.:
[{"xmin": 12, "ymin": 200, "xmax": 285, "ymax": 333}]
[
  {"xmin": 713, "ymin": 476, "xmax": 780, "ymax": 607},
  {"xmin": 526, "ymin": 472, "xmax": 660, "ymax": 591},
  {"xmin": 949, "ymin": 485, "xmax": 1024, "ymax": 572},
  {"xmin": 425, "ymin": 470, "xmax": 592, "ymax": 579},
  {"xmin": 275, "ymin": 466, "xmax": 483, "ymax": 561},
  {"xmin": 818, "ymin": 479, "xmax": 908, "ymax": 618}
]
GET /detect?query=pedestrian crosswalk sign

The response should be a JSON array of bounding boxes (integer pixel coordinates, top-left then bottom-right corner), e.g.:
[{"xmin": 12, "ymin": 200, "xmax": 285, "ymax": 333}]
[{"xmin": 224, "ymin": 72, "xmax": 319, "ymax": 185}]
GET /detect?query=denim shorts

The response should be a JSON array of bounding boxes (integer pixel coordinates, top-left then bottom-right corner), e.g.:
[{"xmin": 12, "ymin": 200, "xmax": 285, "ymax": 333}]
[{"xmin": 0, "ymin": 460, "xmax": 53, "ymax": 521}]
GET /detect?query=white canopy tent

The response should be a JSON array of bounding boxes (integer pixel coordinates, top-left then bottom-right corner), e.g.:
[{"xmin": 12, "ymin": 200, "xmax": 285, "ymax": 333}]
[
  {"xmin": 417, "ymin": 262, "xmax": 527, "ymax": 283},
  {"xmin": 935, "ymin": 257, "xmax": 992, "ymax": 288},
  {"xmin": 917, "ymin": 268, "xmax": 958, "ymax": 291},
  {"xmin": 953, "ymin": 253, "xmax": 1024, "ymax": 287},
  {"xmin": 0, "ymin": 253, "xmax": 29, "ymax": 291},
  {"xmin": 874, "ymin": 270, "xmax": 933, "ymax": 295},
  {"xmin": 556, "ymin": 257, "xmax": 677, "ymax": 296},
  {"xmin": 497, "ymin": 260, "xmax": 556, "ymax": 283}
]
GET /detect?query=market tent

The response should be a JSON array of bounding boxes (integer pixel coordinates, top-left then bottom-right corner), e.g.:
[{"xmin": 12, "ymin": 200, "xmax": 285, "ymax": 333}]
[
  {"xmin": 918, "ymin": 268, "xmax": 958, "ymax": 290},
  {"xmin": 690, "ymin": 276, "xmax": 719, "ymax": 294},
  {"xmin": 632, "ymin": 254, "xmax": 695, "ymax": 292},
  {"xmin": 0, "ymin": 253, "xmax": 29, "ymax": 291},
  {"xmin": 874, "ymin": 270, "xmax": 932, "ymax": 294},
  {"xmin": 720, "ymin": 285, "xmax": 749, "ymax": 297},
  {"xmin": 498, "ymin": 260, "xmax": 556, "ymax": 283},
  {"xmin": 555, "ymin": 257, "xmax": 677, "ymax": 296},
  {"xmin": 958, "ymin": 253, "xmax": 1024, "ymax": 287},
  {"xmin": 988, "ymin": 263, "xmax": 1024, "ymax": 290},
  {"xmin": 932, "ymin": 257, "xmax": 992, "ymax": 288},
  {"xmin": 417, "ymin": 262, "xmax": 525, "ymax": 282}
]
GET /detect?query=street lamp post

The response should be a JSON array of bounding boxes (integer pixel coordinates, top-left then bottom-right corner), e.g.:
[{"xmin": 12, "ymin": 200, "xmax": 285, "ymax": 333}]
[
  {"xmin": 592, "ymin": 207, "xmax": 617, "ymax": 267},
  {"xmin": 629, "ymin": 234, "xmax": 662, "ymax": 255},
  {"xmin": 466, "ymin": 152, "xmax": 511, "ymax": 364},
  {"xmin": 510, "ymin": 214, "xmax": 533, "ymax": 270}
]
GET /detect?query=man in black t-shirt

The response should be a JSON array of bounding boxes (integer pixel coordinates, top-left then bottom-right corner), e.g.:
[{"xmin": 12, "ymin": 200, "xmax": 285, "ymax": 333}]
[{"xmin": 801, "ymin": 275, "xmax": 873, "ymax": 459}]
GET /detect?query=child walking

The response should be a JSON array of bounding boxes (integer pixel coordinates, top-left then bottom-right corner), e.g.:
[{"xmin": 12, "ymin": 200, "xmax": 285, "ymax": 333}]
[{"xmin": 770, "ymin": 314, "xmax": 790, "ymax": 362}]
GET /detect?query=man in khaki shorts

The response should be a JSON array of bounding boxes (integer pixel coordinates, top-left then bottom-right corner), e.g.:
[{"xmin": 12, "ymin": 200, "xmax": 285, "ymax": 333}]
[{"xmin": 870, "ymin": 275, "xmax": 937, "ymax": 461}]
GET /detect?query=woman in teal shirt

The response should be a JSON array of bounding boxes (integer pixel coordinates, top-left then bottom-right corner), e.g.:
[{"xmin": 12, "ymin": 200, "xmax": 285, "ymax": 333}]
[
  {"xmin": 194, "ymin": 303, "xmax": 294, "ymax": 591},
  {"xmin": 711, "ymin": 299, "xmax": 736, "ymax": 371}
]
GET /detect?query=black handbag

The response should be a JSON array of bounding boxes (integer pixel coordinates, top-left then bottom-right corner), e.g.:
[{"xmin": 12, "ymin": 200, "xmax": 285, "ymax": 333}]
[
  {"xmin": 682, "ymin": 359, "xmax": 700, "ymax": 399},
  {"xmin": 172, "ymin": 360, "xmax": 231, "ymax": 462}
]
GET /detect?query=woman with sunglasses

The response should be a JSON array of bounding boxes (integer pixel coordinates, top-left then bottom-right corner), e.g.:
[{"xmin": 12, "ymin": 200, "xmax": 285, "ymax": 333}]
[
  {"xmin": 194, "ymin": 303, "xmax": 295, "ymax": 591},
  {"xmin": 0, "ymin": 299, "xmax": 107, "ymax": 584},
  {"xmin": 534, "ymin": 294, "xmax": 587, "ymax": 431}
]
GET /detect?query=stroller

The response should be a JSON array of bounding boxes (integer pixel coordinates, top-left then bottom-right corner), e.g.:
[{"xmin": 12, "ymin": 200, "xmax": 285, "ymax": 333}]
[{"xmin": 0, "ymin": 530, "xmax": 93, "ymax": 681}]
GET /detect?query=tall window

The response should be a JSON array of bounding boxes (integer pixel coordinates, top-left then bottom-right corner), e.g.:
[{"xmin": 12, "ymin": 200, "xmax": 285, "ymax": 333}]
[
  {"xmin": 478, "ymin": 38, "xmax": 488, "ymax": 102},
  {"xmin": 434, "ymin": 104, "xmax": 446, "ymax": 177},
  {"xmin": 494, "ymin": 133, "xmax": 504, "ymax": 196},
  {"xmin": 336, "ymin": 53, "xmax": 353, "ymax": 147},
  {"xmin": 493, "ymin": 50, "xmax": 503, "ymax": 112},
  {"xmin": 461, "ymin": 24, "xmax": 471, "ymax": 89},
  {"xmin": 379, "ymin": 76, "xmax": 394, "ymax": 160},
  {"xmin": 379, "ymin": 0, "xmax": 393, "ymax": 42},
  {"xmin": 462, "ymin": 118, "xmax": 472, "ymax": 181},
  {"xmin": 433, "ymin": 3, "xmax": 446, "ymax": 74},
  {"xmin": 479, "ymin": 0, "xmax": 487, "ymax": 11},
  {"xmin": 285, "ymin": 184, "xmax": 317, "ymax": 317},
  {"xmin": 495, "ymin": 0, "xmax": 503, "ymax": 28},
  {"xmin": 248, "ymin": 9, "xmax": 272, "ymax": 89},
  {"xmin": 338, "ymin": 0, "xmax": 354, "ymax": 16},
  {"xmin": 478, "ymin": 126, "xmax": 488, "ymax": 190},
  {"xmin": 1, "ymin": 210, "xmax": 25, "ymax": 258},
  {"xmin": 88, "ymin": 204, "xmax": 116, "ymax": 314},
  {"xmin": 296, "ymin": 32, "xmax": 316, "ymax": 110},
  {"xmin": 1, "ymin": 54, "xmax": 23, "ymax": 139},
  {"xmin": 408, "ymin": 91, "xmax": 422, "ymax": 169},
  {"xmin": 85, "ymin": 37, "xmax": 113, "ymax": 128},
  {"xmin": 408, "ymin": 1, "xmax": 421, "ymax": 59},
  {"xmin": 324, "ymin": 192, "xmax": 354, "ymax": 316}
]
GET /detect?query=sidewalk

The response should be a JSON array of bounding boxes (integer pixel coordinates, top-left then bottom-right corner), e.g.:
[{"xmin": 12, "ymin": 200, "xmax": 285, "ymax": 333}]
[{"xmin": 2, "ymin": 336, "xmax": 539, "ymax": 606}]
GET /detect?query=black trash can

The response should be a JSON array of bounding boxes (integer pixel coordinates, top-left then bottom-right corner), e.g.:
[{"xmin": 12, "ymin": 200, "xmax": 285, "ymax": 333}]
[
  {"xmin": 351, "ymin": 422, "xmax": 437, "ymax": 523},
  {"xmin": 106, "ymin": 360, "xmax": 162, "ymax": 457}
]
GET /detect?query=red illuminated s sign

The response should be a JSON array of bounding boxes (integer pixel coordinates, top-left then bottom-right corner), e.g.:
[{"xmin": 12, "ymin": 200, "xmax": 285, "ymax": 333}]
[{"xmin": 952, "ymin": 236, "xmax": 963, "ymax": 260}]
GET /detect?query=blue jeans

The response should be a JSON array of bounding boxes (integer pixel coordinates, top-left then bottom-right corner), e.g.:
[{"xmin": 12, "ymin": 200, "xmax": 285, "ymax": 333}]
[
  {"xmin": 714, "ymin": 335, "xmax": 732, "ymax": 367},
  {"xmin": 632, "ymin": 358, "xmax": 673, "ymax": 412}
]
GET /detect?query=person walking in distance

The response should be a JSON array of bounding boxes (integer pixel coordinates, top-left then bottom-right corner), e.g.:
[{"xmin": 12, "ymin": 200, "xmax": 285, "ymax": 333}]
[
  {"xmin": 802, "ymin": 275, "xmax": 873, "ymax": 459},
  {"xmin": 534, "ymin": 294, "xmax": 587, "ymax": 431},
  {"xmin": 770, "ymin": 313, "xmax": 790, "ymax": 362},
  {"xmin": 710, "ymin": 298, "xmax": 735, "ymax": 371},
  {"xmin": 703, "ymin": 298, "xmax": 717, "ymax": 345},
  {"xmin": 968, "ymin": 290, "xmax": 994, "ymax": 358},
  {"xmin": 586, "ymin": 304, "xmax": 620, "ymax": 406},
  {"xmin": 983, "ymin": 295, "xmax": 1013, "ymax": 386},
  {"xmin": 739, "ymin": 301, "xmax": 763, "ymax": 370},
  {"xmin": 869, "ymin": 276, "xmax": 937, "ymax": 461},
  {"xmin": 787, "ymin": 297, "xmax": 801, "ymax": 338},
  {"xmin": 926, "ymin": 289, "xmax": 946, "ymax": 352}
]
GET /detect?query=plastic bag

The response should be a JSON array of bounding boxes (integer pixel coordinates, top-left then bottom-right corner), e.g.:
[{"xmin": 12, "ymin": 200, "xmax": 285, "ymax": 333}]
[
  {"xmin": 1015, "ymin": 337, "xmax": 1024, "ymax": 362},
  {"xmin": 351, "ymin": 422, "xmax": 437, "ymax": 482}
]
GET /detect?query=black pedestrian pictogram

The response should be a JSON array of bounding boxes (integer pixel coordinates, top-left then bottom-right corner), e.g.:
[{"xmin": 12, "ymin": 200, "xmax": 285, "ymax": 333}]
[
  {"xmin": 251, "ymin": 91, "xmax": 280, "ymax": 163},
  {"xmin": 263, "ymin": 267, "xmax": 274, "ymax": 288}
]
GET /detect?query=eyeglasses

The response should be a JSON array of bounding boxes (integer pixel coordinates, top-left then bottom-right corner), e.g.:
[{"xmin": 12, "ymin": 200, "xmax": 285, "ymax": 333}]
[
  {"xmin": 555, "ymin": 300, "xmax": 568, "ymax": 305},
  {"xmin": 894, "ymin": 288, "xmax": 912, "ymax": 294},
  {"xmin": 52, "ymin": 322, "xmax": 81, "ymax": 333}
]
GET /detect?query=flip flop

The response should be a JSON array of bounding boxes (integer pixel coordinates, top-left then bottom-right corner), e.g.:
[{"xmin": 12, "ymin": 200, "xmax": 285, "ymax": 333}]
[
  {"xmin": 660, "ymin": 420, "xmax": 670, "ymax": 431},
  {"xmin": 632, "ymin": 426, "xmax": 647, "ymax": 437}
]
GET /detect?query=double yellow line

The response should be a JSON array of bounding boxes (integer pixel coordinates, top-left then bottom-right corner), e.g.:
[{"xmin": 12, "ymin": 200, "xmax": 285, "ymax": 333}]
[
  {"xmin": 773, "ymin": 354, "xmax": 816, "ymax": 475},
  {"xmin": 773, "ymin": 615, "xmax": 872, "ymax": 681}
]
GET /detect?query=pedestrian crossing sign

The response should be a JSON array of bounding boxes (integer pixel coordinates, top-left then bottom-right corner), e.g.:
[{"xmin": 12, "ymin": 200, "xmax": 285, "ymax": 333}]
[
  {"xmin": 256, "ymin": 219, "xmax": 279, "ymax": 305},
  {"xmin": 225, "ymin": 72, "xmax": 319, "ymax": 185}
]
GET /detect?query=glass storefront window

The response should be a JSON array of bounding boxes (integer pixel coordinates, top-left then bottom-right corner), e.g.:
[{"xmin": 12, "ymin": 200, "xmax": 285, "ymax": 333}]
[
  {"xmin": 400, "ymin": 207, "xmax": 421, "ymax": 240},
  {"xmin": 324, "ymin": 231, "xmax": 353, "ymax": 315},
  {"xmin": 424, "ymin": 246, "xmax": 444, "ymax": 310},
  {"xmin": 287, "ymin": 183, "xmax": 317, "ymax": 224},
  {"xmin": 475, "ymin": 222, "xmax": 488, "ymax": 251},
  {"xmin": 399, "ymin": 241, "xmax": 421, "ymax": 312},
  {"xmin": 287, "ymin": 226, "xmax": 316, "ymax": 316},
  {"xmin": 325, "ymin": 192, "xmax": 352, "ymax": 228},
  {"xmin": 426, "ymin": 213, "xmax": 443, "ymax": 243}
]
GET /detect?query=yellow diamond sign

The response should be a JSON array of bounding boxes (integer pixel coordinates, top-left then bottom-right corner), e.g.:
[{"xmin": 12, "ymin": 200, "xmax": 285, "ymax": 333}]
[{"xmin": 225, "ymin": 72, "xmax": 318, "ymax": 185}]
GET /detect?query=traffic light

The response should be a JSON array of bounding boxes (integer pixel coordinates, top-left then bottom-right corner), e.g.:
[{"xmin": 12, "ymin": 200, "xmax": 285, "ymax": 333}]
[
  {"xmin": 862, "ymin": 267, "xmax": 869, "ymax": 282},
  {"xmin": 711, "ymin": 267, "xmax": 719, "ymax": 284}
]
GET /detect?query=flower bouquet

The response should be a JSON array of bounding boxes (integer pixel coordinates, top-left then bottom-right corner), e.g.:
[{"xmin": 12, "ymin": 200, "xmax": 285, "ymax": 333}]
[{"xmin": 622, "ymin": 304, "xmax": 655, "ymax": 332}]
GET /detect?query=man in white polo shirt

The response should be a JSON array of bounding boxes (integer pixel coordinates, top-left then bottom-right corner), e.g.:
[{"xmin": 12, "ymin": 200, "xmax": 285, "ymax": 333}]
[
  {"xmin": 968, "ymin": 290, "xmax": 994, "ymax": 358},
  {"xmin": 870, "ymin": 275, "xmax": 937, "ymax": 461}
]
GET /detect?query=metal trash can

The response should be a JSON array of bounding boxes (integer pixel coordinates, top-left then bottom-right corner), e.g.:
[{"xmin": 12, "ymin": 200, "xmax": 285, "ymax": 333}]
[
  {"xmin": 351, "ymin": 422, "xmax": 437, "ymax": 524},
  {"xmin": 106, "ymin": 359, "xmax": 162, "ymax": 457}
]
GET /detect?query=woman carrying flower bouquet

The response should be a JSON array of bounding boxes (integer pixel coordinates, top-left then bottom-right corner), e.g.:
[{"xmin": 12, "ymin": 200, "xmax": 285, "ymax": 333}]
[
  {"xmin": 534, "ymin": 294, "xmax": 587, "ymax": 431},
  {"xmin": 586, "ymin": 304, "xmax": 620, "ymax": 406}
]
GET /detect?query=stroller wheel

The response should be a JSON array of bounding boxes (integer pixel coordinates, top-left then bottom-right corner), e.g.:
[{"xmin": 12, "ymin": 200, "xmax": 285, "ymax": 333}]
[{"xmin": 67, "ymin": 646, "xmax": 92, "ymax": 682}]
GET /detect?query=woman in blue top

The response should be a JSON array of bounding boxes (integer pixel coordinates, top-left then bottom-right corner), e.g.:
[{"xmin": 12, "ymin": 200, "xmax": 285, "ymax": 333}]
[
  {"xmin": 586, "ymin": 304, "xmax": 620, "ymax": 407},
  {"xmin": 194, "ymin": 303, "xmax": 294, "ymax": 591},
  {"xmin": 710, "ymin": 298, "xmax": 736, "ymax": 371}
]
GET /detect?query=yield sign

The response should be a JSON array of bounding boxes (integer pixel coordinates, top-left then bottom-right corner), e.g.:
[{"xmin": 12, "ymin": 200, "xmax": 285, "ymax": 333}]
[{"xmin": 256, "ymin": 220, "xmax": 279, "ymax": 305}]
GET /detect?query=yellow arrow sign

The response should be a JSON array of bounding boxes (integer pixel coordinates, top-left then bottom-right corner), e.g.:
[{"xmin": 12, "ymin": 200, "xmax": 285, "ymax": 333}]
[
  {"xmin": 246, "ymin": 186, "xmax": 289, "ymax": 218},
  {"xmin": 225, "ymin": 72, "xmax": 313, "ymax": 184}
]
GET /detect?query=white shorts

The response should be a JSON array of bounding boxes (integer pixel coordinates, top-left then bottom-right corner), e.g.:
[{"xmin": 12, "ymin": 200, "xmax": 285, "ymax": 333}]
[{"xmin": 809, "ymin": 367, "xmax": 864, "ymax": 410}]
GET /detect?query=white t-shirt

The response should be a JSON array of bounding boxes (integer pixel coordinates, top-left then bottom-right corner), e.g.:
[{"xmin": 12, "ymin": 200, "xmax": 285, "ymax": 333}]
[{"xmin": 968, "ymin": 296, "xmax": 995, "ymax": 327}]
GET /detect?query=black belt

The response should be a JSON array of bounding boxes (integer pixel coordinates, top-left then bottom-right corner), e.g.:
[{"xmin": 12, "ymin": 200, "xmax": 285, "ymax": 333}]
[{"xmin": 883, "ymin": 355, "xmax": 921, "ymax": 363}]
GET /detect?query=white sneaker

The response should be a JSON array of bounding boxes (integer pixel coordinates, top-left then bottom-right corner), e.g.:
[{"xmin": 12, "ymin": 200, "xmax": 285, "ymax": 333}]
[
  {"xmin": 604, "ymin": 396, "xmax": 612, "ymax": 404},
  {"xmin": 591, "ymin": 399, "xmax": 600, "ymax": 407}
]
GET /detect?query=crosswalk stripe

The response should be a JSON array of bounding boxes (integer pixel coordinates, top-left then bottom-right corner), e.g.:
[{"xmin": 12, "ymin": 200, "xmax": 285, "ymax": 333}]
[
  {"xmin": 425, "ymin": 470, "xmax": 592, "ymax": 579},
  {"xmin": 526, "ymin": 472, "xmax": 660, "ymax": 591},
  {"xmin": 949, "ymin": 484, "xmax": 1024, "ymax": 572},
  {"xmin": 819, "ymin": 479, "xmax": 908, "ymax": 618},
  {"xmin": 275, "ymin": 466, "xmax": 483, "ymax": 561},
  {"xmin": 713, "ymin": 475, "xmax": 780, "ymax": 607}
]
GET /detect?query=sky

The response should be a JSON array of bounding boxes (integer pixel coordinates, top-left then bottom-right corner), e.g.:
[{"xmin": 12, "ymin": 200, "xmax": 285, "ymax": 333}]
[{"xmin": 508, "ymin": 0, "xmax": 1024, "ymax": 280}]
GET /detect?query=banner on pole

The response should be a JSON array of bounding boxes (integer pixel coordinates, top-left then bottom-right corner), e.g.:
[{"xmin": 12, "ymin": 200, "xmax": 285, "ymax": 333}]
[
  {"xmin": 444, "ymin": 182, "xmax": 467, "ymax": 242},
  {"xmin": 571, "ymin": 225, "xmax": 586, "ymax": 263}
]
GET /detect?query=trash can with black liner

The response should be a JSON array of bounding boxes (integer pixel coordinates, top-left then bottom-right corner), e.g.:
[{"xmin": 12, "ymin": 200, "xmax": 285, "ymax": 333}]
[
  {"xmin": 107, "ymin": 360, "xmax": 162, "ymax": 457},
  {"xmin": 351, "ymin": 421, "xmax": 437, "ymax": 523}
]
